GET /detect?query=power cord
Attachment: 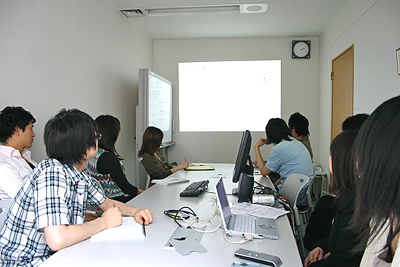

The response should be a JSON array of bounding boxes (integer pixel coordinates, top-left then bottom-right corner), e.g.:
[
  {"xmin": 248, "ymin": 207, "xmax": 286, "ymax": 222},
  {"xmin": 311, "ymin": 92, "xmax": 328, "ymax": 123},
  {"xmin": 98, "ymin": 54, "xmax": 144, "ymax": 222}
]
[
  {"xmin": 164, "ymin": 197, "xmax": 255, "ymax": 244},
  {"xmin": 181, "ymin": 197, "xmax": 222, "ymax": 233},
  {"xmin": 223, "ymin": 233, "xmax": 254, "ymax": 244}
]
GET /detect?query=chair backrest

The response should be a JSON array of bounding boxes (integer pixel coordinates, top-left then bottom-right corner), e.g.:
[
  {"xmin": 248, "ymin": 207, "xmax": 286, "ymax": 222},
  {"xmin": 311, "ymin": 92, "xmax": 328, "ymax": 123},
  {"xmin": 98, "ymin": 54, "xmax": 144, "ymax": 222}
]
[
  {"xmin": 280, "ymin": 173, "xmax": 310, "ymax": 209},
  {"xmin": 139, "ymin": 157, "xmax": 151, "ymax": 189},
  {"xmin": 0, "ymin": 199, "xmax": 14, "ymax": 230},
  {"xmin": 313, "ymin": 166, "xmax": 322, "ymax": 177},
  {"xmin": 306, "ymin": 166, "xmax": 322, "ymax": 210}
]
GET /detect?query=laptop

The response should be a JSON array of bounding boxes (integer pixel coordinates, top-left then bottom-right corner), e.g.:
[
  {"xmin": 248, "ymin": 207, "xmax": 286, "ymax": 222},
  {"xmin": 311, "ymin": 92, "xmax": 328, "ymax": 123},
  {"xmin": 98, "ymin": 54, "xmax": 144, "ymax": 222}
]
[{"xmin": 215, "ymin": 178, "xmax": 279, "ymax": 240}]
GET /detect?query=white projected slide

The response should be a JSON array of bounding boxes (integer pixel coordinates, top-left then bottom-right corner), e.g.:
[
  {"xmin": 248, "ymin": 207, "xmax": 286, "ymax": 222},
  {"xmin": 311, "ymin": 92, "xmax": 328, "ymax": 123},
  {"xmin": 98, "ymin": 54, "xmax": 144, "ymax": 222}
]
[{"xmin": 179, "ymin": 60, "xmax": 281, "ymax": 132}]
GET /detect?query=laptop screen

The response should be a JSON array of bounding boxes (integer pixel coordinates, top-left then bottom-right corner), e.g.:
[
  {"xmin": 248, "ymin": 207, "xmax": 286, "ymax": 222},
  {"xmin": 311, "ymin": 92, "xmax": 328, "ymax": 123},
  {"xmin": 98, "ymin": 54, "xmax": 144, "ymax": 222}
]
[{"xmin": 215, "ymin": 178, "xmax": 231, "ymax": 226}]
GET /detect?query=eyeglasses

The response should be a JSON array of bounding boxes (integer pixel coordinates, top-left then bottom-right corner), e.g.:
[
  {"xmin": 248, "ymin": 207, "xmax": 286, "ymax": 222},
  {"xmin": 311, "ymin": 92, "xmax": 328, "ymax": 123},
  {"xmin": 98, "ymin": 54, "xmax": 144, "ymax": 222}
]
[{"xmin": 95, "ymin": 133, "xmax": 102, "ymax": 140}]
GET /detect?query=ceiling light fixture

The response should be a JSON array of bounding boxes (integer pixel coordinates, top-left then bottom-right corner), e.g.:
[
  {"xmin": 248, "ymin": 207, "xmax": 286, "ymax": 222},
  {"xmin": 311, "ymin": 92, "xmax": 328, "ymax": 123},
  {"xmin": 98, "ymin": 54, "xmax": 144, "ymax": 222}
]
[{"xmin": 121, "ymin": 3, "xmax": 268, "ymax": 17}]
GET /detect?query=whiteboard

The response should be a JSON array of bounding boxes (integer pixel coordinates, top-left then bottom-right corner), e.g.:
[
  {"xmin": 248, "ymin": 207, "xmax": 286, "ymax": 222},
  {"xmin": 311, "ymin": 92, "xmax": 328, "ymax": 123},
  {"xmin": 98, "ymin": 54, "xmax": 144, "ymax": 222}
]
[
  {"xmin": 136, "ymin": 69, "xmax": 173, "ymax": 146},
  {"xmin": 147, "ymin": 71, "xmax": 173, "ymax": 143}
]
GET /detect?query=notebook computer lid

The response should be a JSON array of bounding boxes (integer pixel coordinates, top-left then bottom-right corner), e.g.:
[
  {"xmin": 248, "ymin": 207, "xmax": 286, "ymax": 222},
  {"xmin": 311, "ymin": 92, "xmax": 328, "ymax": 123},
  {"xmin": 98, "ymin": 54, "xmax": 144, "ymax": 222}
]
[
  {"xmin": 215, "ymin": 178, "xmax": 232, "ymax": 234},
  {"xmin": 215, "ymin": 178, "xmax": 279, "ymax": 240}
]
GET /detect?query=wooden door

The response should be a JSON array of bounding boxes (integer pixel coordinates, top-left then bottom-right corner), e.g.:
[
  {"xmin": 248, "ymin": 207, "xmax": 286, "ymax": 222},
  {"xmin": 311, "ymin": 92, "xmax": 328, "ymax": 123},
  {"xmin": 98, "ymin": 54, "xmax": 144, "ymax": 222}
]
[
  {"xmin": 331, "ymin": 45, "xmax": 354, "ymax": 141},
  {"xmin": 330, "ymin": 45, "xmax": 354, "ymax": 189}
]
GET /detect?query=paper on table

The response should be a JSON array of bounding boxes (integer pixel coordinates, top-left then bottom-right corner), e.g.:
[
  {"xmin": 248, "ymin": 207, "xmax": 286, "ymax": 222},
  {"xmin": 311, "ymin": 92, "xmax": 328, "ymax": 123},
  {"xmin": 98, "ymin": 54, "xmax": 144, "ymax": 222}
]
[
  {"xmin": 185, "ymin": 163, "xmax": 215, "ymax": 171},
  {"xmin": 231, "ymin": 202, "xmax": 289, "ymax": 220},
  {"xmin": 91, "ymin": 217, "xmax": 144, "ymax": 241},
  {"xmin": 152, "ymin": 177, "xmax": 189, "ymax": 186}
]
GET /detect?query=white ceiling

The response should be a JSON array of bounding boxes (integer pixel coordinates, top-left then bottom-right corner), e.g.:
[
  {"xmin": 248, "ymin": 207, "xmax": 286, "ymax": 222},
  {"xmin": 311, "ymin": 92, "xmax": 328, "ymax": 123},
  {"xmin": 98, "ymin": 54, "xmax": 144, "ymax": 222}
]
[{"xmin": 108, "ymin": 0, "xmax": 349, "ymax": 40}]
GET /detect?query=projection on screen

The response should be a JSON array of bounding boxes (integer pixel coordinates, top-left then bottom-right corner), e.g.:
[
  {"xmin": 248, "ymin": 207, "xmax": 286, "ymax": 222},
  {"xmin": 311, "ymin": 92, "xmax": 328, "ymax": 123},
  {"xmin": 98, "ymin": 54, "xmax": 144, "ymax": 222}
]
[{"xmin": 179, "ymin": 60, "xmax": 281, "ymax": 132}]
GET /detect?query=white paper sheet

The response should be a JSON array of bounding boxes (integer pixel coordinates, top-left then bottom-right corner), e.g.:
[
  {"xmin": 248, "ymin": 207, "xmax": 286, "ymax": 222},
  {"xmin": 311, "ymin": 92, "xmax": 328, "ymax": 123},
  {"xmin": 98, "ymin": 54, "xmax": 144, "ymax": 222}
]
[
  {"xmin": 231, "ymin": 202, "xmax": 289, "ymax": 220},
  {"xmin": 90, "ymin": 217, "xmax": 144, "ymax": 241}
]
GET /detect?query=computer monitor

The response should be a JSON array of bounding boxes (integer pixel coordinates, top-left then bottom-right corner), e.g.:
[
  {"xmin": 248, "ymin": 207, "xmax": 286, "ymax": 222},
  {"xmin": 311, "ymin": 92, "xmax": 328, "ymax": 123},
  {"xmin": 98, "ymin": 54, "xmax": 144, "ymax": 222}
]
[{"xmin": 232, "ymin": 130, "xmax": 254, "ymax": 194}]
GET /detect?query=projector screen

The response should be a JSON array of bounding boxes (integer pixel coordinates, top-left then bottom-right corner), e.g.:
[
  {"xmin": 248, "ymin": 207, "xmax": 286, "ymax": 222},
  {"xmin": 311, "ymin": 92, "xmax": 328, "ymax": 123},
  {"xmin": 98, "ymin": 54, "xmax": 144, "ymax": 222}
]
[{"xmin": 179, "ymin": 60, "xmax": 281, "ymax": 132}]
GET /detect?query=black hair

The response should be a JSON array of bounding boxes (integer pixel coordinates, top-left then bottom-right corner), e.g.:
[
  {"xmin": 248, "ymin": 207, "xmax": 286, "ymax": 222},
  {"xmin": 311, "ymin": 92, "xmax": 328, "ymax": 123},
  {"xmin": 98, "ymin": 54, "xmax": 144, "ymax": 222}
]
[
  {"xmin": 95, "ymin": 115, "xmax": 122, "ymax": 159},
  {"xmin": 265, "ymin": 118, "xmax": 292, "ymax": 145},
  {"xmin": 138, "ymin": 126, "xmax": 163, "ymax": 157},
  {"xmin": 0, "ymin": 106, "xmax": 36, "ymax": 143},
  {"xmin": 44, "ymin": 109, "xmax": 97, "ymax": 167},
  {"xmin": 342, "ymin": 113, "xmax": 369, "ymax": 131},
  {"xmin": 330, "ymin": 130, "xmax": 358, "ymax": 204},
  {"xmin": 288, "ymin": 112, "xmax": 310, "ymax": 136},
  {"xmin": 351, "ymin": 95, "xmax": 400, "ymax": 254}
]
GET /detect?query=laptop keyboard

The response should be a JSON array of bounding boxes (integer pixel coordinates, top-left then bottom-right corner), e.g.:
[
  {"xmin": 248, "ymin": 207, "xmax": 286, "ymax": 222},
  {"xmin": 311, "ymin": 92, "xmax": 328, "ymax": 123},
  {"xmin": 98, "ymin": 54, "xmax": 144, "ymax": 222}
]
[{"xmin": 231, "ymin": 215, "xmax": 256, "ymax": 234}]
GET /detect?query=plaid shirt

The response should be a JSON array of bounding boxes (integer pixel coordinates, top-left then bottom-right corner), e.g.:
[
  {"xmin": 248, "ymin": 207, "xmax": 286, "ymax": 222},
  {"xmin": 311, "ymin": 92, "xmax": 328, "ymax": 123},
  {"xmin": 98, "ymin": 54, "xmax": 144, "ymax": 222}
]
[{"xmin": 0, "ymin": 158, "xmax": 106, "ymax": 266}]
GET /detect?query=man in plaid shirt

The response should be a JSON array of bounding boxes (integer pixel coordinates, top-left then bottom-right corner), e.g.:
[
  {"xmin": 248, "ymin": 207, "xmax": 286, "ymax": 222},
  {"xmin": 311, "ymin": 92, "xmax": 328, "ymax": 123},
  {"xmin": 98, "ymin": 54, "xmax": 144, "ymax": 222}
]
[{"xmin": 0, "ymin": 109, "xmax": 153, "ymax": 266}]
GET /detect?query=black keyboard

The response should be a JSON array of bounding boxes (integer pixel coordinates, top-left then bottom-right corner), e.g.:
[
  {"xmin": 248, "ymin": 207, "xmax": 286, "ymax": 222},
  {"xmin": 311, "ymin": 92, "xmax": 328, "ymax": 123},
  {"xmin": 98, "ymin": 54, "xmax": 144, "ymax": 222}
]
[{"xmin": 179, "ymin": 180, "xmax": 209, "ymax": 197}]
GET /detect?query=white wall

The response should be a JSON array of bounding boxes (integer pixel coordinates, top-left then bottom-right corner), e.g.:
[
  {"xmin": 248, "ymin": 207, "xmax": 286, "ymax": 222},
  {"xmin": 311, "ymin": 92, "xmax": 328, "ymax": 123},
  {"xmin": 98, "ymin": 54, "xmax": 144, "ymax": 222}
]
[
  {"xmin": 0, "ymin": 0, "xmax": 153, "ymax": 187},
  {"xmin": 319, "ymin": 0, "xmax": 400, "ymax": 180},
  {"xmin": 153, "ymin": 37, "xmax": 320, "ymax": 166}
]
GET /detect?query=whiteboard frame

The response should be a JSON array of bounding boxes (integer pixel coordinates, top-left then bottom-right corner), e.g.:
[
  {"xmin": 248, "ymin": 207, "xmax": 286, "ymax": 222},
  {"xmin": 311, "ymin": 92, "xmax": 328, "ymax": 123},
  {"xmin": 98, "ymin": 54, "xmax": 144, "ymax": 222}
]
[{"xmin": 136, "ymin": 69, "xmax": 174, "ymax": 188}]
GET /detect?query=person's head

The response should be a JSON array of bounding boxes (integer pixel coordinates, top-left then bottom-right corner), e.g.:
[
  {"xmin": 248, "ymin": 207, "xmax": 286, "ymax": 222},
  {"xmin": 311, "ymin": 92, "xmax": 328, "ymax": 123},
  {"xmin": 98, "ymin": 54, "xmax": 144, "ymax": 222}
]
[
  {"xmin": 138, "ymin": 126, "xmax": 163, "ymax": 157},
  {"xmin": 0, "ymin": 106, "xmax": 36, "ymax": 150},
  {"xmin": 329, "ymin": 130, "xmax": 358, "ymax": 202},
  {"xmin": 95, "ymin": 115, "xmax": 121, "ymax": 157},
  {"xmin": 288, "ymin": 112, "xmax": 310, "ymax": 139},
  {"xmin": 265, "ymin": 118, "xmax": 291, "ymax": 144},
  {"xmin": 342, "ymin": 113, "xmax": 369, "ymax": 131},
  {"xmin": 352, "ymin": 95, "xmax": 400, "ymax": 252},
  {"xmin": 44, "ymin": 109, "xmax": 98, "ymax": 168}
]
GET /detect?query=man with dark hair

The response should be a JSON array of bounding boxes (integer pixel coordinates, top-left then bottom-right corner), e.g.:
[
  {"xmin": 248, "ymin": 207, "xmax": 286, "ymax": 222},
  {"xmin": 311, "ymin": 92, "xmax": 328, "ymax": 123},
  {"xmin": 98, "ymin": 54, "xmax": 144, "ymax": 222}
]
[
  {"xmin": 0, "ymin": 106, "xmax": 37, "ymax": 199},
  {"xmin": 341, "ymin": 113, "xmax": 369, "ymax": 131},
  {"xmin": 0, "ymin": 109, "xmax": 153, "ymax": 266},
  {"xmin": 288, "ymin": 112, "xmax": 313, "ymax": 161}
]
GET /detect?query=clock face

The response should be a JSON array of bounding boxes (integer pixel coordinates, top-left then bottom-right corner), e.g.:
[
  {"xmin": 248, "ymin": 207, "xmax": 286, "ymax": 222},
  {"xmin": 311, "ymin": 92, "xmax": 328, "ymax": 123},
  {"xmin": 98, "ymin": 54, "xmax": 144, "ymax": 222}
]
[{"xmin": 292, "ymin": 41, "xmax": 310, "ymax": 58}]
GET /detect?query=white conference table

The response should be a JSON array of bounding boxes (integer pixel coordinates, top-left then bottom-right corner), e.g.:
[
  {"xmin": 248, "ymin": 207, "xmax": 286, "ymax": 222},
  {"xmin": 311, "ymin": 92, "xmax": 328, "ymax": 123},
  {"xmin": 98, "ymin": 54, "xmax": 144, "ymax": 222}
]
[{"xmin": 41, "ymin": 164, "xmax": 302, "ymax": 267}]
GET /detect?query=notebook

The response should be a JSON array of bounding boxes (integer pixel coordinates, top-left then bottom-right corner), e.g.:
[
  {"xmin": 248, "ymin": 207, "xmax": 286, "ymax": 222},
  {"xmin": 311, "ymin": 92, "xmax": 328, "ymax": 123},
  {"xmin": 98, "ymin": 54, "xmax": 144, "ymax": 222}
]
[
  {"xmin": 90, "ymin": 217, "xmax": 144, "ymax": 241},
  {"xmin": 215, "ymin": 178, "xmax": 279, "ymax": 240},
  {"xmin": 185, "ymin": 163, "xmax": 215, "ymax": 171}
]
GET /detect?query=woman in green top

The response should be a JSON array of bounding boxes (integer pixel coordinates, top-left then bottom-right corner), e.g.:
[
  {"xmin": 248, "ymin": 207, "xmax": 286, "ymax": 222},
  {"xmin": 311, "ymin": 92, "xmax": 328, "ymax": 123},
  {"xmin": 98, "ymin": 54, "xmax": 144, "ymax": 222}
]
[{"xmin": 138, "ymin": 126, "xmax": 188, "ymax": 182}]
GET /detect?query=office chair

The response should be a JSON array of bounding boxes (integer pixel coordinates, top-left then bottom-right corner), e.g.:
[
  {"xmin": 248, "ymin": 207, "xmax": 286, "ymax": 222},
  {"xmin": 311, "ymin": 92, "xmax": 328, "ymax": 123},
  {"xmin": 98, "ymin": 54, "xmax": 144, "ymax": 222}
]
[
  {"xmin": 280, "ymin": 173, "xmax": 310, "ymax": 259},
  {"xmin": 138, "ymin": 157, "xmax": 152, "ymax": 189},
  {"xmin": 298, "ymin": 166, "xmax": 322, "ymax": 224},
  {"xmin": 308, "ymin": 166, "xmax": 322, "ymax": 213},
  {"xmin": 0, "ymin": 199, "xmax": 14, "ymax": 230},
  {"xmin": 145, "ymin": 174, "xmax": 151, "ymax": 189}
]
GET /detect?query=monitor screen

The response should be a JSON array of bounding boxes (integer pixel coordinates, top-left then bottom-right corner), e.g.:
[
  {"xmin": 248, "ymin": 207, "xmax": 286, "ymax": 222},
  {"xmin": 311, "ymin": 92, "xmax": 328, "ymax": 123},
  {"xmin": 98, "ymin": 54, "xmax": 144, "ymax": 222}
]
[{"xmin": 232, "ymin": 130, "xmax": 253, "ymax": 184}]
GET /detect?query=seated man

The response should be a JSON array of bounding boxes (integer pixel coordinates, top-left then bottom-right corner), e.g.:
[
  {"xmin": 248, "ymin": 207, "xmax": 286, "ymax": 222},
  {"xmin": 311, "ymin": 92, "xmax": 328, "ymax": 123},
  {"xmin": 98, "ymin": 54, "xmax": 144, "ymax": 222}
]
[
  {"xmin": 0, "ymin": 106, "xmax": 37, "ymax": 199},
  {"xmin": 288, "ymin": 112, "xmax": 313, "ymax": 161},
  {"xmin": 0, "ymin": 109, "xmax": 154, "ymax": 266},
  {"xmin": 255, "ymin": 118, "xmax": 313, "ymax": 206}
]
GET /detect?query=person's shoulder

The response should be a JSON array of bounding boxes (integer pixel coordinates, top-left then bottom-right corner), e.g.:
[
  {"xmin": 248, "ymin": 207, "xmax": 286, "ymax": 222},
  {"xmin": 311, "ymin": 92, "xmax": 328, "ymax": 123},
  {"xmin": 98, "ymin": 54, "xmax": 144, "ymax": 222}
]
[
  {"xmin": 141, "ymin": 152, "xmax": 153, "ymax": 160},
  {"xmin": 0, "ymin": 152, "xmax": 10, "ymax": 164},
  {"xmin": 34, "ymin": 159, "xmax": 67, "ymax": 175},
  {"xmin": 99, "ymin": 150, "xmax": 116, "ymax": 158},
  {"xmin": 37, "ymin": 158, "xmax": 62, "ymax": 167},
  {"xmin": 0, "ymin": 145, "xmax": 16, "ymax": 160},
  {"xmin": 98, "ymin": 150, "xmax": 120, "ymax": 164},
  {"xmin": 275, "ymin": 138, "xmax": 294, "ymax": 148}
]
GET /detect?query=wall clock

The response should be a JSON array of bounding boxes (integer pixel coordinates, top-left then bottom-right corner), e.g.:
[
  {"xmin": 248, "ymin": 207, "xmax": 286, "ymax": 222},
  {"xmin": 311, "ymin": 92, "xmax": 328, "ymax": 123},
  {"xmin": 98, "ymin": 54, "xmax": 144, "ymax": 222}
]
[{"xmin": 292, "ymin": 40, "xmax": 311, "ymax": 59}]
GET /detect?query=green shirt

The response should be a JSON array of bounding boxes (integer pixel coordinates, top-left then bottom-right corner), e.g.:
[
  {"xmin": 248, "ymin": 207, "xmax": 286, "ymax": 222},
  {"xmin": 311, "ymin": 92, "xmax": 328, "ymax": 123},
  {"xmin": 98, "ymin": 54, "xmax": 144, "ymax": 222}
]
[{"xmin": 140, "ymin": 150, "xmax": 172, "ymax": 180}]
